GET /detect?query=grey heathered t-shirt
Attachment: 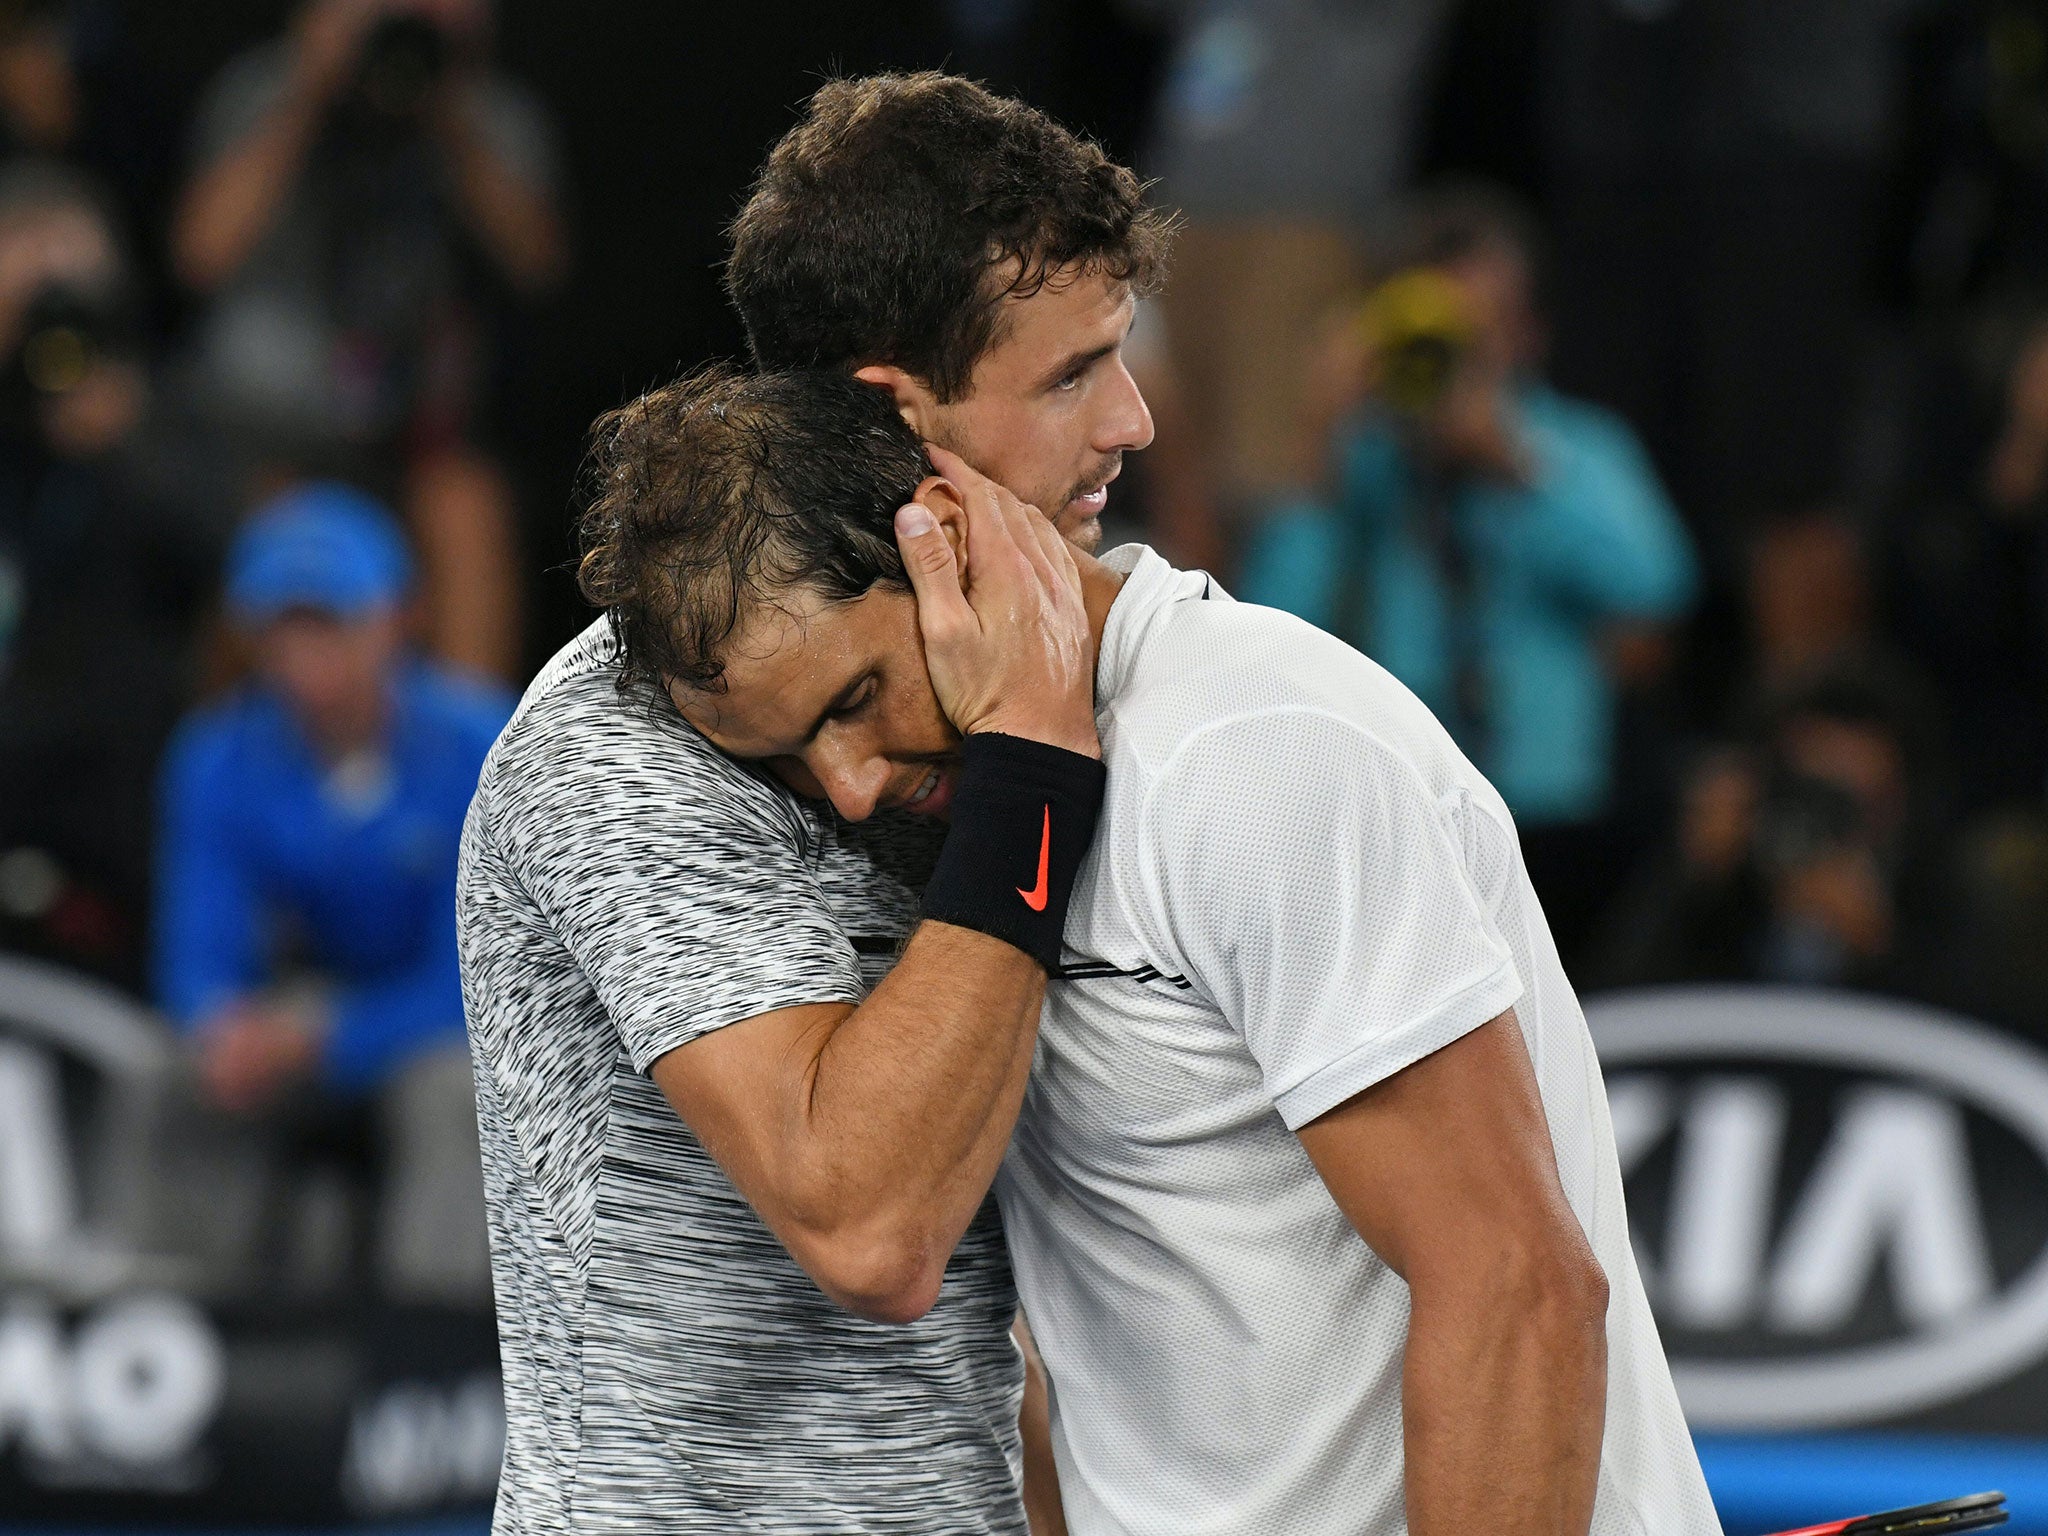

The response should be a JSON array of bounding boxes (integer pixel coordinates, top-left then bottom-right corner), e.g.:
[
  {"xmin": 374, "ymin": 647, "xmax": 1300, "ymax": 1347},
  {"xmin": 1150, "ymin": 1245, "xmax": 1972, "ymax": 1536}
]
[{"xmin": 456, "ymin": 621, "xmax": 1024, "ymax": 1535}]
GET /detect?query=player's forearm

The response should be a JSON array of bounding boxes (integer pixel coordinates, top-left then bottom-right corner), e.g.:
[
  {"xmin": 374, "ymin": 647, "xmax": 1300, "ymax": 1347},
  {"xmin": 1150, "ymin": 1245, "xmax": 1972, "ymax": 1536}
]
[
  {"xmin": 786, "ymin": 921, "xmax": 1045, "ymax": 1318},
  {"xmin": 173, "ymin": 93, "xmax": 322, "ymax": 290},
  {"xmin": 1401, "ymin": 1255, "xmax": 1608, "ymax": 1535},
  {"xmin": 783, "ymin": 734, "xmax": 1100, "ymax": 1313},
  {"xmin": 440, "ymin": 103, "xmax": 567, "ymax": 294}
]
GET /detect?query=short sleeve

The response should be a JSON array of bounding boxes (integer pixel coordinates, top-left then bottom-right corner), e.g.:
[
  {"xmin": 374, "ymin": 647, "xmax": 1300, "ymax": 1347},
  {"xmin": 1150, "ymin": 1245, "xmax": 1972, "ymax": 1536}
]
[
  {"xmin": 482, "ymin": 682, "xmax": 863, "ymax": 1072},
  {"xmin": 1134, "ymin": 709, "xmax": 1524, "ymax": 1129}
]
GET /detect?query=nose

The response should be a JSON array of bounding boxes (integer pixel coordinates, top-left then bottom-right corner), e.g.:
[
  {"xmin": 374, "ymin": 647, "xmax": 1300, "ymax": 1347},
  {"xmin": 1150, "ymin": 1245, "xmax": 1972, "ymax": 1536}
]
[
  {"xmin": 809, "ymin": 742, "xmax": 890, "ymax": 823},
  {"xmin": 1101, "ymin": 359, "xmax": 1155, "ymax": 453}
]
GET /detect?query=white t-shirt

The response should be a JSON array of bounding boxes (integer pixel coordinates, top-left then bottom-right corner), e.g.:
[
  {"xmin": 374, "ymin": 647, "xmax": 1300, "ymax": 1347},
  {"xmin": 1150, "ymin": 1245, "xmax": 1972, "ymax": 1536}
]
[{"xmin": 997, "ymin": 546, "xmax": 1720, "ymax": 1536}]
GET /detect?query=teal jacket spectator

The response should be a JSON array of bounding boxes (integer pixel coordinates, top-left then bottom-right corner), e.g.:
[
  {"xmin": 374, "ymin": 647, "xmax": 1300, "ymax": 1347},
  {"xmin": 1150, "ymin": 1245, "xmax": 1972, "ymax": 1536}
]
[
  {"xmin": 1240, "ymin": 384, "xmax": 1696, "ymax": 825},
  {"xmin": 153, "ymin": 483, "xmax": 512, "ymax": 1097}
]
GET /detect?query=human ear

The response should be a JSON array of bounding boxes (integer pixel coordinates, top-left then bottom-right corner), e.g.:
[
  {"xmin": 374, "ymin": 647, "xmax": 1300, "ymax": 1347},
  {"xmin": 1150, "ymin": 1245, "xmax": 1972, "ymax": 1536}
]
[
  {"xmin": 855, "ymin": 364, "xmax": 942, "ymax": 440},
  {"xmin": 909, "ymin": 475, "xmax": 969, "ymax": 591}
]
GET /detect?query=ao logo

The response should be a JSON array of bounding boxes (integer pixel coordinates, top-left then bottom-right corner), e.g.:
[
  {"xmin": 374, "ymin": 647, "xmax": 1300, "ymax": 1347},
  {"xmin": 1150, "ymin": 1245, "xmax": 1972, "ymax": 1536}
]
[
  {"xmin": 0, "ymin": 1294, "xmax": 224, "ymax": 1465},
  {"xmin": 0, "ymin": 955, "xmax": 170, "ymax": 1275},
  {"xmin": 0, "ymin": 956, "xmax": 225, "ymax": 1468},
  {"xmin": 1589, "ymin": 986, "xmax": 2048, "ymax": 1431}
]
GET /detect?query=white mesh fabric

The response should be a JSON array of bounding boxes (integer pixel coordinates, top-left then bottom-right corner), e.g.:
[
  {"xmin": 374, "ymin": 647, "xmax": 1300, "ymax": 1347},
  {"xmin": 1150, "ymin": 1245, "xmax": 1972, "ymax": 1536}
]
[{"xmin": 1134, "ymin": 707, "xmax": 1522, "ymax": 1128}]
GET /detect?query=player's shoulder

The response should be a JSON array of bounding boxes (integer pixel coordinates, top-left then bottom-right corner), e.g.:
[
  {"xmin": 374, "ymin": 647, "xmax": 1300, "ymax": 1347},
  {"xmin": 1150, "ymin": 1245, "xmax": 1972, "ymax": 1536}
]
[
  {"xmin": 475, "ymin": 619, "xmax": 802, "ymax": 840},
  {"xmin": 1100, "ymin": 549, "xmax": 1450, "ymax": 787},
  {"xmin": 487, "ymin": 619, "xmax": 681, "ymax": 775}
]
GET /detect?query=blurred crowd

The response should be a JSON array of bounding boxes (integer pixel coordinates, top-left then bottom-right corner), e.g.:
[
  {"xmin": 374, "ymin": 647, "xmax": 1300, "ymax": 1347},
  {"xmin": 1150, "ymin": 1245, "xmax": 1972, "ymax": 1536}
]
[
  {"xmin": 0, "ymin": 0, "xmax": 553, "ymax": 1302},
  {"xmin": 1117, "ymin": 0, "xmax": 2048, "ymax": 1045},
  {"xmin": 5, "ymin": 0, "xmax": 2048, "ymax": 1303}
]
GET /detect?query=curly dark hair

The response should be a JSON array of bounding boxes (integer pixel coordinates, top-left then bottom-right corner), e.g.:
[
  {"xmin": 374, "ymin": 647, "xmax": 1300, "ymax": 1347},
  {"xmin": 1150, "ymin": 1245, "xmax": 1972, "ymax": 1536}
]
[
  {"xmin": 727, "ymin": 71, "xmax": 1174, "ymax": 402},
  {"xmin": 577, "ymin": 365, "xmax": 931, "ymax": 696}
]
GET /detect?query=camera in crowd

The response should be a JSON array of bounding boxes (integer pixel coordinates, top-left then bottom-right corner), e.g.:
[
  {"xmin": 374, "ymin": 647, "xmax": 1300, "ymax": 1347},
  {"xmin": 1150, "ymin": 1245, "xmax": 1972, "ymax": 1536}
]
[
  {"xmin": 0, "ymin": 279, "xmax": 136, "ymax": 441},
  {"xmin": 1355, "ymin": 266, "xmax": 1476, "ymax": 416},
  {"xmin": 1751, "ymin": 765, "xmax": 1878, "ymax": 882}
]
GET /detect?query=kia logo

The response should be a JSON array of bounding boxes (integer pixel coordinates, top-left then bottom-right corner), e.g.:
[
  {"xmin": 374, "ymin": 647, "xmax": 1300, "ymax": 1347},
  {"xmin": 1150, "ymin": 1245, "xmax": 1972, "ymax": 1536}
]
[{"xmin": 1589, "ymin": 986, "xmax": 2048, "ymax": 1431}]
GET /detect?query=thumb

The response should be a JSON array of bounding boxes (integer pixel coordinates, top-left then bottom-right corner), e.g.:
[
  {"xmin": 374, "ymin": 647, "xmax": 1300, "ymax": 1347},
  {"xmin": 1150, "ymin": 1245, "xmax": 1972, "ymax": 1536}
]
[{"xmin": 894, "ymin": 502, "xmax": 974, "ymax": 634}]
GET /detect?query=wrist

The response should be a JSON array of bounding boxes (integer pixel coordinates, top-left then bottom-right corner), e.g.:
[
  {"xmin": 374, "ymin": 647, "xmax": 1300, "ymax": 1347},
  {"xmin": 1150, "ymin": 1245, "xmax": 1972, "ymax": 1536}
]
[
  {"xmin": 922, "ymin": 733, "xmax": 1109, "ymax": 969},
  {"xmin": 972, "ymin": 712, "xmax": 1101, "ymax": 761}
]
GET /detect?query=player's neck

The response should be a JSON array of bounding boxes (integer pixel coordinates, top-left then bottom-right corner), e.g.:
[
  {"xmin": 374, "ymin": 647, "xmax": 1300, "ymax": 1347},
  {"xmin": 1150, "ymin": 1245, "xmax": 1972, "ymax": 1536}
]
[{"xmin": 1075, "ymin": 551, "xmax": 1125, "ymax": 657}]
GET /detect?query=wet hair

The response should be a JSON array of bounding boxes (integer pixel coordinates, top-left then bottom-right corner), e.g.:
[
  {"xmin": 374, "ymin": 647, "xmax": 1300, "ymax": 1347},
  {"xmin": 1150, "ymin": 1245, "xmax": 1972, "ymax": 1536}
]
[
  {"xmin": 727, "ymin": 70, "xmax": 1173, "ymax": 402},
  {"xmin": 576, "ymin": 365, "xmax": 929, "ymax": 695}
]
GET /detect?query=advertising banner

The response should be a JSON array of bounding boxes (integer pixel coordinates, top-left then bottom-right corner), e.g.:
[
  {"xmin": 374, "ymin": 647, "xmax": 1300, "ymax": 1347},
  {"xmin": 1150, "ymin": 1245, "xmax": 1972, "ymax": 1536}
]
[
  {"xmin": 13, "ymin": 964, "xmax": 2048, "ymax": 1532},
  {"xmin": 0, "ymin": 956, "xmax": 499, "ymax": 1532},
  {"xmin": 1588, "ymin": 986, "xmax": 2048, "ymax": 1535}
]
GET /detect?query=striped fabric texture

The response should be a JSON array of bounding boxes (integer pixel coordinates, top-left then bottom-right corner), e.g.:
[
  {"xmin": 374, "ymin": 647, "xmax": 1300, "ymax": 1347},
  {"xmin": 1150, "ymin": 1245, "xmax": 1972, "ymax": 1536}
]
[{"xmin": 456, "ymin": 621, "xmax": 1026, "ymax": 1535}]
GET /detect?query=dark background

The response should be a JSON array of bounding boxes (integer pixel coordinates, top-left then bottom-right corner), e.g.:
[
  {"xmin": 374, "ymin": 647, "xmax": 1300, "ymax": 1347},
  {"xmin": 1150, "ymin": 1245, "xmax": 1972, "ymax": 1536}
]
[{"xmin": 109, "ymin": 0, "xmax": 1554, "ymax": 670}]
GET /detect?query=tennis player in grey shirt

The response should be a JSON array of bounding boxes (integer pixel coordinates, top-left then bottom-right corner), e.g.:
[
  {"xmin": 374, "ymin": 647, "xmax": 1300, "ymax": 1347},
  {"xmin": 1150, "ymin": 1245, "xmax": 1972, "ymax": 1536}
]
[{"xmin": 457, "ymin": 542, "xmax": 1086, "ymax": 1532}]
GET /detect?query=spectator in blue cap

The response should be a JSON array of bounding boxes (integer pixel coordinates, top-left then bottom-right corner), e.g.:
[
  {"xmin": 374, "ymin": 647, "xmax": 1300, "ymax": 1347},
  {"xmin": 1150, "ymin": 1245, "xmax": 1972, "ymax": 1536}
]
[{"xmin": 152, "ymin": 480, "xmax": 511, "ymax": 1298}]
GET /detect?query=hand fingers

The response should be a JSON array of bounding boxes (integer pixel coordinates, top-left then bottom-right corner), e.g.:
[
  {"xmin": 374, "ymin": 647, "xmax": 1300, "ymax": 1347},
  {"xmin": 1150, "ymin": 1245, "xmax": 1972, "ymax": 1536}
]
[
  {"xmin": 893, "ymin": 502, "xmax": 976, "ymax": 637},
  {"xmin": 924, "ymin": 444, "xmax": 993, "ymax": 496},
  {"xmin": 1014, "ymin": 493, "xmax": 1072, "ymax": 575},
  {"xmin": 1023, "ymin": 500, "xmax": 1083, "ymax": 597},
  {"xmin": 919, "ymin": 446, "xmax": 1044, "ymax": 562},
  {"xmin": 996, "ymin": 487, "xmax": 1080, "ymax": 610},
  {"xmin": 919, "ymin": 444, "xmax": 1069, "ymax": 603},
  {"xmin": 986, "ymin": 483, "xmax": 1057, "ymax": 585},
  {"xmin": 955, "ymin": 468, "xmax": 1030, "ymax": 596}
]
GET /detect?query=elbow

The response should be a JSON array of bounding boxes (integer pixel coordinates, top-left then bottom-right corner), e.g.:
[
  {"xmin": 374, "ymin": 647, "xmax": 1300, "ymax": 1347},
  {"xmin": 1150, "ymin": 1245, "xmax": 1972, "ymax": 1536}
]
[
  {"xmin": 1516, "ymin": 1239, "xmax": 1610, "ymax": 1349},
  {"xmin": 803, "ymin": 1226, "xmax": 947, "ymax": 1325},
  {"xmin": 1420, "ymin": 1230, "xmax": 1609, "ymax": 1346},
  {"xmin": 1565, "ymin": 1245, "xmax": 1610, "ymax": 1326},
  {"xmin": 1617, "ymin": 543, "xmax": 1699, "ymax": 616}
]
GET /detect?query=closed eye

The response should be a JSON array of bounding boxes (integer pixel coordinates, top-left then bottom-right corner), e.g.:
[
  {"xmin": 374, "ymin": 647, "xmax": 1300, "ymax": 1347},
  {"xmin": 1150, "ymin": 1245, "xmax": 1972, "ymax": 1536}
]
[
  {"xmin": 799, "ymin": 674, "xmax": 878, "ymax": 747},
  {"xmin": 828, "ymin": 679, "xmax": 876, "ymax": 720}
]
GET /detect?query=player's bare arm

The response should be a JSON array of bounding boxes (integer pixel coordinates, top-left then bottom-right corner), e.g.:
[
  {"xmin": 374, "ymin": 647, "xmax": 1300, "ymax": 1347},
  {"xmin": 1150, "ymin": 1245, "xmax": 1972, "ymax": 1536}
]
[
  {"xmin": 654, "ymin": 471, "xmax": 1097, "ymax": 1324},
  {"xmin": 1296, "ymin": 1011, "xmax": 1609, "ymax": 1535}
]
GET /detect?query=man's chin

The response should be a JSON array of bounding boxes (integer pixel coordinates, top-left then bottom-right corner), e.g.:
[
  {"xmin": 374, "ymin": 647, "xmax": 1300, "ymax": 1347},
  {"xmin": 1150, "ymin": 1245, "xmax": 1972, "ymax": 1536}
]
[
  {"xmin": 1061, "ymin": 515, "xmax": 1104, "ymax": 553},
  {"xmin": 1056, "ymin": 482, "xmax": 1111, "ymax": 551},
  {"xmin": 1053, "ymin": 504, "xmax": 1105, "ymax": 551}
]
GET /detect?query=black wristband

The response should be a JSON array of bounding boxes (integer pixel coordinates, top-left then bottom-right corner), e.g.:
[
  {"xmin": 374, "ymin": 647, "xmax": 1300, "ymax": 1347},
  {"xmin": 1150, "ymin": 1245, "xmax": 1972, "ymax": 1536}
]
[{"xmin": 922, "ymin": 733, "xmax": 1108, "ymax": 970}]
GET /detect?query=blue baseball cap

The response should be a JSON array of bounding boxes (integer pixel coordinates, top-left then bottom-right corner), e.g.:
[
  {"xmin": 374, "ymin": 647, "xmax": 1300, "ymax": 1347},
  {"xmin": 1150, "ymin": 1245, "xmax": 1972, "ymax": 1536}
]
[{"xmin": 225, "ymin": 482, "xmax": 414, "ymax": 624}]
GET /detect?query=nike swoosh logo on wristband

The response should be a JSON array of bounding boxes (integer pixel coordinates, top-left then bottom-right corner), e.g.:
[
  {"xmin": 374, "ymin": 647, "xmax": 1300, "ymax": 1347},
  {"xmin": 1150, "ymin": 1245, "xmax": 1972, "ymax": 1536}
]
[{"xmin": 1018, "ymin": 806, "xmax": 1051, "ymax": 911}]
